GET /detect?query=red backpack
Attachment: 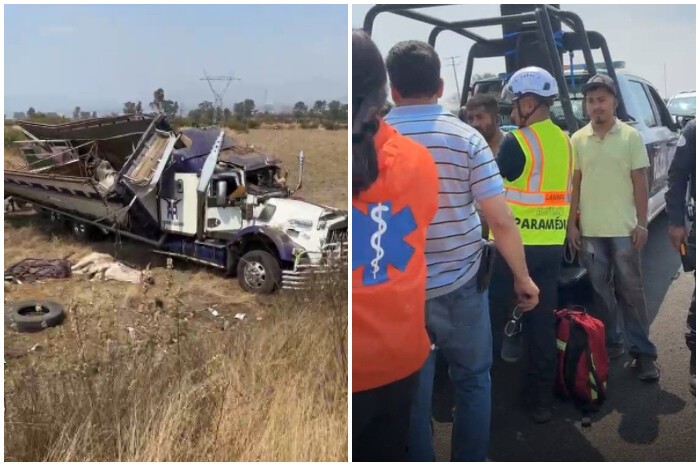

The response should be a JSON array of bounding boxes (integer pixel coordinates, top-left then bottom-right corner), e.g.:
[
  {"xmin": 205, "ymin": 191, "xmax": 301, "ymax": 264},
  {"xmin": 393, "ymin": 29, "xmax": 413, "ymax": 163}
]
[{"xmin": 555, "ymin": 306, "xmax": 608, "ymax": 426}]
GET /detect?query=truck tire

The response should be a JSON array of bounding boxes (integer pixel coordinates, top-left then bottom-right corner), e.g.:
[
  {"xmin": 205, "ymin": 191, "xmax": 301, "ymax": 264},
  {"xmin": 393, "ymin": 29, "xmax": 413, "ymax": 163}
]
[
  {"xmin": 236, "ymin": 250, "xmax": 281, "ymax": 294},
  {"xmin": 48, "ymin": 210, "xmax": 64, "ymax": 226},
  {"xmin": 6, "ymin": 300, "xmax": 64, "ymax": 332},
  {"xmin": 70, "ymin": 221, "xmax": 94, "ymax": 241}
]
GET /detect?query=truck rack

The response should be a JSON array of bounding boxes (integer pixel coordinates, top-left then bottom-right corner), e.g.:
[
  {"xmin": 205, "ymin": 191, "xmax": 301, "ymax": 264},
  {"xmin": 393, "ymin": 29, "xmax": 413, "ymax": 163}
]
[{"xmin": 363, "ymin": 4, "xmax": 630, "ymax": 132}]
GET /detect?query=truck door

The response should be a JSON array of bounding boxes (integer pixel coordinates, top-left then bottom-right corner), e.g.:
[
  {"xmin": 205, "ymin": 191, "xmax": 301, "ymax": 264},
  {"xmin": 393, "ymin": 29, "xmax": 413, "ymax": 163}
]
[
  {"xmin": 627, "ymin": 80, "xmax": 677, "ymax": 220},
  {"xmin": 646, "ymin": 82, "xmax": 680, "ymax": 182},
  {"xmin": 205, "ymin": 177, "xmax": 243, "ymax": 233},
  {"xmin": 159, "ymin": 173, "xmax": 199, "ymax": 235}
]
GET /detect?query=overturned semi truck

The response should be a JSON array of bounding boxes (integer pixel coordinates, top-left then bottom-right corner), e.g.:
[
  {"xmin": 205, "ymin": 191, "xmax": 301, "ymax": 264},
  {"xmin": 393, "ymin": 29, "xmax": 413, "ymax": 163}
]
[{"xmin": 4, "ymin": 114, "xmax": 348, "ymax": 293}]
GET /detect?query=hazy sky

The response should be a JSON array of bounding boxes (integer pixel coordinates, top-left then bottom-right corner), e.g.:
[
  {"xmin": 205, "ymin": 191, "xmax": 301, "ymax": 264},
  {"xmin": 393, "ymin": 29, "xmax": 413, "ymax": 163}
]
[
  {"xmin": 5, "ymin": 4, "xmax": 348, "ymax": 115},
  {"xmin": 352, "ymin": 4, "xmax": 696, "ymax": 108}
]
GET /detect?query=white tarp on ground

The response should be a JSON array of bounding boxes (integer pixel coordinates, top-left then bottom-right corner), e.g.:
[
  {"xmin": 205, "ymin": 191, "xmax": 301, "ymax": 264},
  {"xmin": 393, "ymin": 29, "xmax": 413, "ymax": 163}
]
[{"xmin": 71, "ymin": 252, "xmax": 152, "ymax": 284}]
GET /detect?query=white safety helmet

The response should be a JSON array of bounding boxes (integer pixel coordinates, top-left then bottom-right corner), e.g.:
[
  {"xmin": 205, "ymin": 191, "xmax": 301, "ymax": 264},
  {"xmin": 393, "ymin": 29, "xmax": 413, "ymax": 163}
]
[{"xmin": 501, "ymin": 66, "xmax": 558, "ymax": 104}]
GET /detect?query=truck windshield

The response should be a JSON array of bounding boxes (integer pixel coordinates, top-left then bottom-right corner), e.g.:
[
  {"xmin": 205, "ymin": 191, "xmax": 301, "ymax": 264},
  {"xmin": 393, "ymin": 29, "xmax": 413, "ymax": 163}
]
[
  {"xmin": 477, "ymin": 74, "xmax": 590, "ymax": 132},
  {"xmin": 668, "ymin": 96, "xmax": 696, "ymax": 117},
  {"xmin": 473, "ymin": 80, "xmax": 504, "ymax": 99}
]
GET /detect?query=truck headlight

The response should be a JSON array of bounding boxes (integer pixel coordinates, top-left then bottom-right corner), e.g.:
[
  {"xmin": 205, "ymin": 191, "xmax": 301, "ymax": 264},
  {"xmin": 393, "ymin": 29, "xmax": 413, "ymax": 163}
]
[{"xmin": 288, "ymin": 219, "xmax": 313, "ymax": 230}]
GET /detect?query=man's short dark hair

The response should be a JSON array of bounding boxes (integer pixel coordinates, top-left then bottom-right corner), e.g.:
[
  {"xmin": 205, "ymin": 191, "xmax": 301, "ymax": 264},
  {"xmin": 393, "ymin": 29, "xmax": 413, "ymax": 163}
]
[
  {"xmin": 386, "ymin": 40, "xmax": 441, "ymax": 98},
  {"xmin": 465, "ymin": 94, "xmax": 499, "ymax": 116}
]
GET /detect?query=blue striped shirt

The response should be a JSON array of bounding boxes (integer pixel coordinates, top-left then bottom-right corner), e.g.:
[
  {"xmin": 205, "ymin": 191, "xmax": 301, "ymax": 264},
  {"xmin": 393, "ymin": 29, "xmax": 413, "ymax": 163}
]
[{"xmin": 385, "ymin": 104, "xmax": 504, "ymax": 299}]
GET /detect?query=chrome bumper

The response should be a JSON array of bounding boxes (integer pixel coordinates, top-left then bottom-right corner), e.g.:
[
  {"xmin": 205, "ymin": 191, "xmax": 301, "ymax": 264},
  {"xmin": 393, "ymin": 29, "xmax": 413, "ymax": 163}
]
[{"xmin": 281, "ymin": 241, "xmax": 348, "ymax": 290}]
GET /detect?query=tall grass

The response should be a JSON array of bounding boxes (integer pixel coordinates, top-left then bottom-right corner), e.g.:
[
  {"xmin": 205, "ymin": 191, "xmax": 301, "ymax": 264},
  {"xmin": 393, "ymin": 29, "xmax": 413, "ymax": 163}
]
[{"xmin": 4, "ymin": 267, "xmax": 348, "ymax": 461}]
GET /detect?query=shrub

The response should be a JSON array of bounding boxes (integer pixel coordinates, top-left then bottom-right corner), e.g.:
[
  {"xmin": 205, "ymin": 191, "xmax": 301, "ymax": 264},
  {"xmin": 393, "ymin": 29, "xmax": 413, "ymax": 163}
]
[
  {"xmin": 226, "ymin": 120, "xmax": 249, "ymax": 133},
  {"xmin": 321, "ymin": 120, "xmax": 340, "ymax": 131},
  {"xmin": 4, "ymin": 128, "xmax": 23, "ymax": 148},
  {"xmin": 300, "ymin": 120, "xmax": 319, "ymax": 130}
]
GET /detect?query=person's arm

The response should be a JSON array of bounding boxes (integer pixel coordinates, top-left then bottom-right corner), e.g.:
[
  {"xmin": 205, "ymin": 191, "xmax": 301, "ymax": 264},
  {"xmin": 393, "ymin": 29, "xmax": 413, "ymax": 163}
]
[
  {"xmin": 628, "ymin": 130, "xmax": 650, "ymax": 250},
  {"xmin": 630, "ymin": 167, "xmax": 649, "ymax": 250},
  {"xmin": 480, "ymin": 194, "xmax": 538, "ymax": 311},
  {"xmin": 472, "ymin": 134, "xmax": 538, "ymax": 311},
  {"xmin": 495, "ymin": 133, "xmax": 526, "ymax": 182},
  {"xmin": 666, "ymin": 121, "xmax": 695, "ymax": 250},
  {"xmin": 567, "ymin": 170, "xmax": 583, "ymax": 250}
]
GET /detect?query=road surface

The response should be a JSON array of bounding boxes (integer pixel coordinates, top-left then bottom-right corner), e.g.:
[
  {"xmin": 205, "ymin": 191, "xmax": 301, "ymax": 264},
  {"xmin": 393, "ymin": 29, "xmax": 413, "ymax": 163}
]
[{"xmin": 433, "ymin": 213, "xmax": 696, "ymax": 461}]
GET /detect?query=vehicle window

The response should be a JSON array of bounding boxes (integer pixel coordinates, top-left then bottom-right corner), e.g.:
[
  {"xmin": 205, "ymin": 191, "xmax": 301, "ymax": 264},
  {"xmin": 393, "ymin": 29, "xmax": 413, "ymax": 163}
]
[
  {"xmin": 551, "ymin": 99, "xmax": 588, "ymax": 126},
  {"xmin": 646, "ymin": 84, "xmax": 676, "ymax": 129},
  {"xmin": 474, "ymin": 81, "xmax": 504, "ymax": 98},
  {"xmin": 668, "ymin": 96, "xmax": 696, "ymax": 116},
  {"xmin": 629, "ymin": 81, "xmax": 659, "ymax": 127}
]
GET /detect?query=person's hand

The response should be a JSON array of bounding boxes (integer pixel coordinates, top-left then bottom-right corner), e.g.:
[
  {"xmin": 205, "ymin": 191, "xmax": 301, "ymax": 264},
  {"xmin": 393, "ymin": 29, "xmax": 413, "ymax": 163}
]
[
  {"xmin": 514, "ymin": 275, "xmax": 539, "ymax": 312},
  {"xmin": 631, "ymin": 225, "xmax": 648, "ymax": 250},
  {"xmin": 567, "ymin": 224, "xmax": 582, "ymax": 251},
  {"xmin": 668, "ymin": 225, "xmax": 689, "ymax": 251}
]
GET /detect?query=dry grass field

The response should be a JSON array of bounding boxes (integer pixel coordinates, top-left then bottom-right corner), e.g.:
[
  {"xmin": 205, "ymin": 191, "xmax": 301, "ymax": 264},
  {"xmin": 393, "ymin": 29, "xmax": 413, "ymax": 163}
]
[
  {"xmin": 3, "ymin": 128, "xmax": 348, "ymax": 461},
  {"xmin": 229, "ymin": 128, "xmax": 347, "ymax": 209}
]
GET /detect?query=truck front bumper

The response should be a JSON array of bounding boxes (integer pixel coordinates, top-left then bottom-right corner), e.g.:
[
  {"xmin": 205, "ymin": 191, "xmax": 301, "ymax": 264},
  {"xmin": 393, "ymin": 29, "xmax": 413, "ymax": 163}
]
[{"xmin": 281, "ymin": 241, "xmax": 348, "ymax": 290}]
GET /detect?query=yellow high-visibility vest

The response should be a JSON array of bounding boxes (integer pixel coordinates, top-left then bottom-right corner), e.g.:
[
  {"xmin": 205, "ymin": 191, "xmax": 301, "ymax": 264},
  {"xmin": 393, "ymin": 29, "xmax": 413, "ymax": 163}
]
[{"xmin": 502, "ymin": 119, "xmax": 574, "ymax": 245}]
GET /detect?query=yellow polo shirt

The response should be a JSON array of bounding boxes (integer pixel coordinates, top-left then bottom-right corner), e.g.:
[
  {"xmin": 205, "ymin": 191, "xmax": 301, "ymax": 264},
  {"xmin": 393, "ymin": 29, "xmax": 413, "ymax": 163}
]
[{"xmin": 571, "ymin": 119, "xmax": 649, "ymax": 237}]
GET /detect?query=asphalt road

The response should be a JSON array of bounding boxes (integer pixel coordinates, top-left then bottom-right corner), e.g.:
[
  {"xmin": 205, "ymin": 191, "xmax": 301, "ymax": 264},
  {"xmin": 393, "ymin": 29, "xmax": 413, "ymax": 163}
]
[{"xmin": 433, "ymin": 212, "xmax": 696, "ymax": 461}]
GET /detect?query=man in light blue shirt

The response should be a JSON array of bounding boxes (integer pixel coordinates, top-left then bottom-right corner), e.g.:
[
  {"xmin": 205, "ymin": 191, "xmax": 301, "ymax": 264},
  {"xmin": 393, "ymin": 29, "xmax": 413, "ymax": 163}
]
[{"xmin": 384, "ymin": 40, "xmax": 538, "ymax": 462}]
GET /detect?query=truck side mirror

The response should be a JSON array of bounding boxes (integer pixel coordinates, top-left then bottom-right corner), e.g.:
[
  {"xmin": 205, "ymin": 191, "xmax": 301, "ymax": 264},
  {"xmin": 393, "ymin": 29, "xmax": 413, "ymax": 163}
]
[{"xmin": 216, "ymin": 180, "xmax": 228, "ymax": 207}]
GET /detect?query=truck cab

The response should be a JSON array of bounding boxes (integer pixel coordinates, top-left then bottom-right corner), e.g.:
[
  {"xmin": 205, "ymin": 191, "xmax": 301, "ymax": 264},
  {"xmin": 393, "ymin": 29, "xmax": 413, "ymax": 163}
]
[{"xmin": 154, "ymin": 128, "xmax": 347, "ymax": 293}]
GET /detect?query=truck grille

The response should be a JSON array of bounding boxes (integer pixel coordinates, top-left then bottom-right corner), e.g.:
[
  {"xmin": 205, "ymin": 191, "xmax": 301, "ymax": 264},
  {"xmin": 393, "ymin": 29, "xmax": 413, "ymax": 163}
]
[{"xmin": 281, "ymin": 238, "xmax": 347, "ymax": 290}]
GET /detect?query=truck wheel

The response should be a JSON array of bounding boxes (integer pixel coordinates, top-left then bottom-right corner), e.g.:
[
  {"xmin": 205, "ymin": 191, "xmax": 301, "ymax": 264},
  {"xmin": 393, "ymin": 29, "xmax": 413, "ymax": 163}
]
[
  {"xmin": 236, "ymin": 250, "xmax": 281, "ymax": 294},
  {"xmin": 48, "ymin": 210, "xmax": 64, "ymax": 225},
  {"xmin": 71, "ymin": 221, "xmax": 93, "ymax": 241},
  {"xmin": 6, "ymin": 300, "xmax": 64, "ymax": 332}
]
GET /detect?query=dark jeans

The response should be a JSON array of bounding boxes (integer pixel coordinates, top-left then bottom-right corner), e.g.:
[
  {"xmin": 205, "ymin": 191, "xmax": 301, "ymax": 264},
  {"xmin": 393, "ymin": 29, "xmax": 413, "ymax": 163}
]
[
  {"xmin": 688, "ymin": 275, "xmax": 696, "ymax": 375},
  {"xmin": 579, "ymin": 236, "xmax": 658, "ymax": 359},
  {"xmin": 687, "ymin": 226, "xmax": 696, "ymax": 374},
  {"xmin": 353, "ymin": 371, "xmax": 419, "ymax": 462},
  {"xmin": 489, "ymin": 245, "xmax": 564, "ymax": 406}
]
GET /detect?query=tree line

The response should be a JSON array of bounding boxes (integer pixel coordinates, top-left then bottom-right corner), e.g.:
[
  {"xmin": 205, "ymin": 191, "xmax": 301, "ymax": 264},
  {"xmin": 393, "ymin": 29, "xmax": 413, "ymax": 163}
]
[
  {"xmin": 10, "ymin": 87, "xmax": 348, "ymax": 131},
  {"xmin": 180, "ymin": 97, "xmax": 348, "ymax": 130}
]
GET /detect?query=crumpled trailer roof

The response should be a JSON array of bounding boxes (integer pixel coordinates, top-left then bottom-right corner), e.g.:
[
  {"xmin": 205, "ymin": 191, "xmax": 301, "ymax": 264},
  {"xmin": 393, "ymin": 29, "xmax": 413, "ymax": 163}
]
[{"xmin": 17, "ymin": 115, "xmax": 155, "ymax": 170}]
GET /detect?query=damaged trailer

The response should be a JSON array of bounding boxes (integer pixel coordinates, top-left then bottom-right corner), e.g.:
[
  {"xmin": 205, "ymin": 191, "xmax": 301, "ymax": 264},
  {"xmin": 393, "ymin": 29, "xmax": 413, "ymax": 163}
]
[{"xmin": 4, "ymin": 115, "xmax": 348, "ymax": 293}]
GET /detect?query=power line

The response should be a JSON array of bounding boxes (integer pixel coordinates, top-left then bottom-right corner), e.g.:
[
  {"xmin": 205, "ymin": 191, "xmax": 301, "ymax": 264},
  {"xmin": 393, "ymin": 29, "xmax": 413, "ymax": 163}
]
[
  {"xmin": 200, "ymin": 70, "xmax": 241, "ymax": 123},
  {"xmin": 443, "ymin": 56, "xmax": 462, "ymax": 103}
]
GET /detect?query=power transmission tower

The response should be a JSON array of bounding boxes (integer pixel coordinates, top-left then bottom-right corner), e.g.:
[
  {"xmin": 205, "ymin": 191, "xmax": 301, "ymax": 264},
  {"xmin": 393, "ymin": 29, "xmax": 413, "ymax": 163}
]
[
  {"xmin": 200, "ymin": 70, "xmax": 241, "ymax": 123},
  {"xmin": 263, "ymin": 88, "xmax": 274, "ymax": 113},
  {"xmin": 444, "ymin": 56, "xmax": 462, "ymax": 102}
]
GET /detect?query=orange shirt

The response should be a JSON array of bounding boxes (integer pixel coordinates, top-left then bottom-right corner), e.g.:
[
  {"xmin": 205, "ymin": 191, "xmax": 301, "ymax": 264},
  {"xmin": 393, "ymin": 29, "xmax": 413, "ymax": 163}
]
[{"xmin": 352, "ymin": 118, "xmax": 439, "ymax": 393}]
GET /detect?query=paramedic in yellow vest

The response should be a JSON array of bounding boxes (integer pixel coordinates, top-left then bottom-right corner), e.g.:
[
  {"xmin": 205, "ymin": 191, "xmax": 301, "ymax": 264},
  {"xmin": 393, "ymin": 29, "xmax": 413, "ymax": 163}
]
[{"xmin": 489, "ymin": 67, "xmax": 574, "ymax": 424}]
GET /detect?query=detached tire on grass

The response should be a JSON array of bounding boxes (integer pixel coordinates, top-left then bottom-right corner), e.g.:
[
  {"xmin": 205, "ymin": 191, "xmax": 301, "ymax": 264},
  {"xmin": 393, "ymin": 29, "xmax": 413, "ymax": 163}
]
[
  {"xmin": 6, "ymin": 300, "xmax": 65, "ymax": 332},
  {"xmin": 236, "ymin": 250, "xmax": 281, "ymax": 294}
]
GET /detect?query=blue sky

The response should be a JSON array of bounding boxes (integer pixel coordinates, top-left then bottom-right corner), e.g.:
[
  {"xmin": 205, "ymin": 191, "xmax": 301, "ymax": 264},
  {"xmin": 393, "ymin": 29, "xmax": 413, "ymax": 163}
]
[
  {"xmin": 353, "ymin": 4, "xmax": 695, "ymax": 109},
  {"xmin": 5, "ymin": 4, "xmax": 348, "ymax": 115}
]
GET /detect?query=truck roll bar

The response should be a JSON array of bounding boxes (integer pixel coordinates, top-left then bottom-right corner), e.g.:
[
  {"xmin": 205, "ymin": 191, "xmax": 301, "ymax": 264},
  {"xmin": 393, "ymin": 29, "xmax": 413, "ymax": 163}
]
[{"xmin": 363, "ymin": 4, "xmax": 631, "ymax": 127}]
